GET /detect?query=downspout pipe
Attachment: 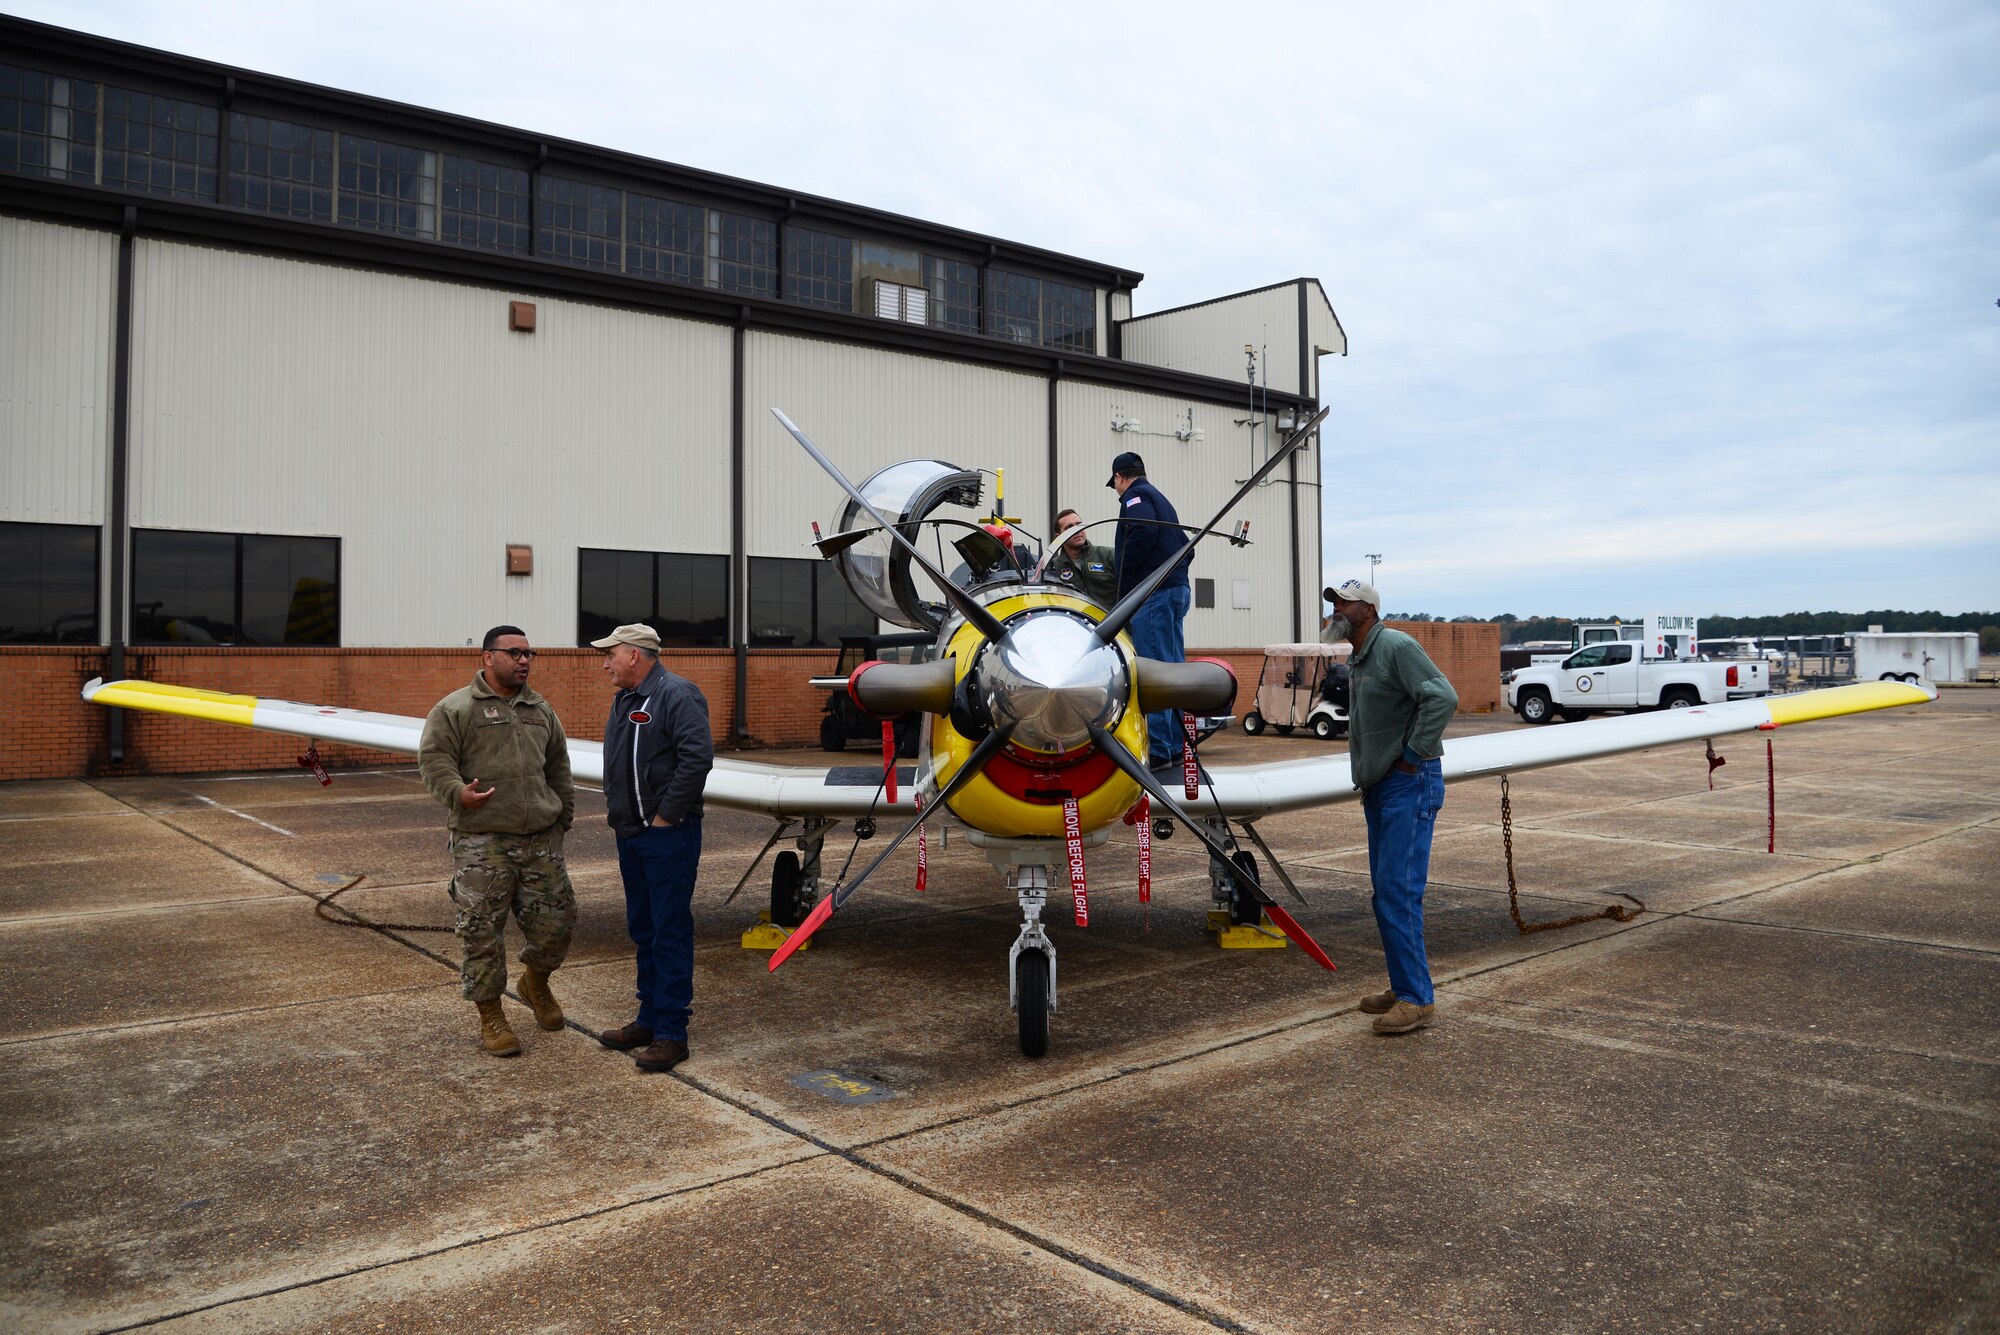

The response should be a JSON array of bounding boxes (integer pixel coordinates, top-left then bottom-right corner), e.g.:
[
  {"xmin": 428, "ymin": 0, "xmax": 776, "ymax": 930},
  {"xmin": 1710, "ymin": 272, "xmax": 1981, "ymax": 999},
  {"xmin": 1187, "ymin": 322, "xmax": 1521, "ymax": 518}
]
[
  {"xmin": 107, "ymin": 204, "xmax": 137, "ymax": 765},
  {"xmin": 731, "ymin": 311, "xmax": 749, "ymax": 741}
]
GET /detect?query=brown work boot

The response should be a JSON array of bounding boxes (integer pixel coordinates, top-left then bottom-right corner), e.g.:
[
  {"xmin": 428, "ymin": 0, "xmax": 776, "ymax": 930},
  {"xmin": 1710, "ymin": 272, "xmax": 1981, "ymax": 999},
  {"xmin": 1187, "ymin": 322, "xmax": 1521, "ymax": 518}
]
[
  {"xmin": 598, "ymin": 1021, "xmax": 654, "ymax": 1052},
  {"xmin": 475, "ymin": 998, "xmax": 522, "ymax": 1057},
  {"xmin": 633, "ymin": 1038, "xmax": 689, "ymax": 1074},
  {"xmin": 517, "ymin": 966, "xmax": 564, "ymax": 1031},
  {"xmin": 1371, "ymin": 1000, "xmax": 1436, "ymax": 1035},
  {"xmin": 1358, "ymin": 989, "xmax": 1397, "ymax": 1015}
]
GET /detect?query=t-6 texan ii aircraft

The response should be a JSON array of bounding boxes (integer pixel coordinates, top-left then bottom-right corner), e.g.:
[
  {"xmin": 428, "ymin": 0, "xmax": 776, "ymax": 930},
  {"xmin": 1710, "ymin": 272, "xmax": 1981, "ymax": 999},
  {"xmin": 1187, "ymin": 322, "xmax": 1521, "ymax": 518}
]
[{"xmin": 84, "ymin": 408, "xmax": 1934, "ymax": 1057}]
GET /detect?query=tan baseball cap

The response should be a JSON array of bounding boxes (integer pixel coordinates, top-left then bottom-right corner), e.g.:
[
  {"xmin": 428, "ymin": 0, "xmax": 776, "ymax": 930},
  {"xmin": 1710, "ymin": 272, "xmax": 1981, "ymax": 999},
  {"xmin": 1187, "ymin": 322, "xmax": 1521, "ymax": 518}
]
[
  {"xmin": 589, "ymin": 622, "xmax": 661, "ymax": 651},
  {"xmin": 1323, "ymin": 578, "xmax": 1381, "ymax": 609}
]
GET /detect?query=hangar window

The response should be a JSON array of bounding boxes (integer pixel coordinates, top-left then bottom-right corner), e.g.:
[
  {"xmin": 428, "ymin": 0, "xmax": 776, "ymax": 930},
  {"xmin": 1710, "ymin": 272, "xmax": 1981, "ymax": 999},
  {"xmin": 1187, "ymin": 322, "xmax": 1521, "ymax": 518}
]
[
  {"xmin": 1040, "ymin": 278, "xmax": 1096, "ymax": 354},
  {"xmin": 228, "ymin": 113, "xmax": 335, "ymax": 221},
  {"xmin": 132, "ymin": 530, "xmax": 339, "ymax": 646},
  {"xmin": 985, "ymin": 269, "xmax": 1039, "ymax": 344},
  {"xmin": 100, "ymin": 86, "xmax": 216, "ymax": 200},
  {"xmin": 538, "ymin": 176, "xmax": 625, "ymax": 272},
  {"xmin": 748, "ymin": 557, "xmax": 876, "ymax": 647},
  {"xmin": 0, "ymin": 64, "xmax": 98, "ymax": 182},
  {"xmin": 626, "ymin": 192, "xmax": 706, "ymax": 286},
  {"xmin": 783, "ymin": 226, "xmax": 853, "ymax": 311},
  {"xmin": 578, "ymin": 549, "xmax": 728, "ymax": 648},
  {"xmin": 0, "ymin": 522, "xmax": 99, "ymax": 644},
  {"xmin": 924, "ymin": 256, "xmax": 980, "ymax": 334},
  {"xmin": 987, "ymin": 269, "xmax": 1097, "ymax": 354},
  {"xmin": 714, "ymin": 210, "xmax": 777, "ymax": 297},
  {"xmin": 338, "ymin": 133, "xmax": 437, "ymax": 237},
  {"xmin": 440, "ymin": 155, "xmax": 531, "ymax": 255}
]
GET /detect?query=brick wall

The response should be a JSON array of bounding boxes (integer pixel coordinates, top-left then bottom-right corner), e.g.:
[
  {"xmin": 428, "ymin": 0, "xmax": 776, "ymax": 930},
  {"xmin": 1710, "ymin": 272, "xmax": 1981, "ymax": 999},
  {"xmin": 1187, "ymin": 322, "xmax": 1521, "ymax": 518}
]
[{"xmin": 4, "ymin": 629, "xmax": 1500, "ymax": 782}]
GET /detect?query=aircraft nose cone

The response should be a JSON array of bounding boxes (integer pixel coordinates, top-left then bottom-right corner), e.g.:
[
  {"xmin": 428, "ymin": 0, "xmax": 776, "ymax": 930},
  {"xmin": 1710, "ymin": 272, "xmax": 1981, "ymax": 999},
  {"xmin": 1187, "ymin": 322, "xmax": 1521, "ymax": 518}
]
[{"xmin": 984, "ymin": 611, "xmax": 1128, "ymax": 754}]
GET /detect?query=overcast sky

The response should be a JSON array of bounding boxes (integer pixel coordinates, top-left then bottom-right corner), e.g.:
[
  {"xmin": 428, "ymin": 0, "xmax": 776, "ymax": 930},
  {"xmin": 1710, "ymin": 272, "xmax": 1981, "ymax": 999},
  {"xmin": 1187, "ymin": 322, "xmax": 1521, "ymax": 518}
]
[{"xmin": 21, "ymin": 0, "xmax": 1998, "ymax": 617}]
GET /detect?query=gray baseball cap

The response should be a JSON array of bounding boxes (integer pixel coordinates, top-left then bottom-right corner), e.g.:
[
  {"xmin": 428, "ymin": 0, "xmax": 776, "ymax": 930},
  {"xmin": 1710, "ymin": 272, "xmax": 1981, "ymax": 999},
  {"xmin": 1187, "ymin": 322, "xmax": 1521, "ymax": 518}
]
[
  {"xmin": 589, "ymin": 622, "xmax": 662, "ymax": 651},
  {"xmin": 1323, "ymin": 578, "xmax": 1381, "ymax": 609}
]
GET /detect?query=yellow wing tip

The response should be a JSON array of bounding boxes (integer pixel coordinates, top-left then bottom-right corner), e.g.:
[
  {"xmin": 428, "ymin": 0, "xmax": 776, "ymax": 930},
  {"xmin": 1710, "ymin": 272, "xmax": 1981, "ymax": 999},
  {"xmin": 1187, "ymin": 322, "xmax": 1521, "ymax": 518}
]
[
  {"xmin": 81, "ymin": 678, "xmax": 261, "ymax": 727},
  {"xmin": 1765, "ymin": 680, "xmax": 1934, "ymax": 727}
]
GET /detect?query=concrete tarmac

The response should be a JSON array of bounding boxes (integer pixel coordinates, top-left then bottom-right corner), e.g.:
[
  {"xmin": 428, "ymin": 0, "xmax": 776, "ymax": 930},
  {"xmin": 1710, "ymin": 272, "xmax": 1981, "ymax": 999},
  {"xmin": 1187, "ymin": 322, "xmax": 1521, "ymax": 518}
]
[{"xmin": 1, "ymin": 692, "xmax": 1994, "ymax": 1333}]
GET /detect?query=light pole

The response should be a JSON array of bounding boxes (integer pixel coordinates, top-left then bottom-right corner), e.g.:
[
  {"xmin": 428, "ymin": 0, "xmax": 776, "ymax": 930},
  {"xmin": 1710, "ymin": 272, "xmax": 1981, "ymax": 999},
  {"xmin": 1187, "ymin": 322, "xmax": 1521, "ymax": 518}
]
[{"xmin": 1366, "ymin": 552, "xmax": 1381, "ymax": 585}]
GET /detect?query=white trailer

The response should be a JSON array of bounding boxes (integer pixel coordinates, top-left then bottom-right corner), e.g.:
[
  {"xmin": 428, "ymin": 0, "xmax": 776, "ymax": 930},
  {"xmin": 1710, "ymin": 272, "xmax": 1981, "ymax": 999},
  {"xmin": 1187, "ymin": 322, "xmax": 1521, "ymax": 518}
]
[{"xmin": 1851, "ymin": 631, "xmax": 1979, "ymax": 684}]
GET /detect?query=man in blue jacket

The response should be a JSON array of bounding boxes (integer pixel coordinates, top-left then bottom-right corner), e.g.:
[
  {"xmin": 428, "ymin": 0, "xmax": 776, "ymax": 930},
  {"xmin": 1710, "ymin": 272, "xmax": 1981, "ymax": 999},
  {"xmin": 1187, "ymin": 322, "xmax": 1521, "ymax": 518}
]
[
  {"xmin": 1108, "ymin": 451, "xmax": 1192, "ymax": 767},
  {"xmin": 591, "ymin": 622, "xmax": 714, "ymax": 1073}
]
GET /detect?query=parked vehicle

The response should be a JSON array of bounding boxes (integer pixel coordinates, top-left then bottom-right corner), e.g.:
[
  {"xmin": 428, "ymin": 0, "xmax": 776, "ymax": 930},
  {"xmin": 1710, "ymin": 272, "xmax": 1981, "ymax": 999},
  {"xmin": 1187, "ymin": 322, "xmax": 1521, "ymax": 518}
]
[
  {"xmin": 1504, "ymin": 641, "xmax": 1769, "ymax": 724},
  {"xmin": 1242, "ymin": 643, "xmax": 1351, "ymax": 740},
  {"xmin": 1850, "ymin": 631, "xmax": 1980, "ymax": 684},
  {"xmin": 812, "ymin": 632, "xmax": 934, "ymax": 753}
]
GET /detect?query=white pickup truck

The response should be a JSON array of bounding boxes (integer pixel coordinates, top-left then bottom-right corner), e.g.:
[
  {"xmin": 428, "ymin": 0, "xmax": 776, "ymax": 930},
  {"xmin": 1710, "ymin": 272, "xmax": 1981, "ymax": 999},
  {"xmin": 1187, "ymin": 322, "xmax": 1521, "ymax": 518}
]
[{"xmin": 1504, "ymin": 642, "xmax": 1771, "ymax": 724}]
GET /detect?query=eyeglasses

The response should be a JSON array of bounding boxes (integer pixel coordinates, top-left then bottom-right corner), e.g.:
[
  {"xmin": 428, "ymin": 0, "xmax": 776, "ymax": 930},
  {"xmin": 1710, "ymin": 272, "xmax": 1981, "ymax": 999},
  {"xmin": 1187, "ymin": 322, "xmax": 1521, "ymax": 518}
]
[{"xmin": 490, "ymin": 648, "xmax": 538, "ymax": 662}]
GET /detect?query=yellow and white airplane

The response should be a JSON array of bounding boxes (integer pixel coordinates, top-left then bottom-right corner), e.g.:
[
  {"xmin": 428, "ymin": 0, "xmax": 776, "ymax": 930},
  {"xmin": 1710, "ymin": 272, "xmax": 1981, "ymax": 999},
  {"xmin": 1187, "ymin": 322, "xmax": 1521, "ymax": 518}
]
[{"xmin": 84, "ymin": 408, "xmax": 1935, "ymax": 1057}]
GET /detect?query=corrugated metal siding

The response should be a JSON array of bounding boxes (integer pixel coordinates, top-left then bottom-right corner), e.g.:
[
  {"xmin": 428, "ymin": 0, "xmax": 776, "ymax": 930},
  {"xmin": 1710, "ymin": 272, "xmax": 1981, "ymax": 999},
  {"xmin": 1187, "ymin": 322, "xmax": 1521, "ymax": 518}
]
[
  {"xmin": 1306, "ymin": 279, "xmax": 1347, "ymax": 359},
  {"xmin": 129, "ymin": 240, "xmax": 731, "ymax": 646},
  {"xmin": 1058, "ymin": 381, "xmax": 1306, "ymax": 648},
  {"xmin": 0, "ymin": 218, "xmax": 114, "ymax": 525},
  {"xmin": 743, "ymin": 333, "xmax": 1046, "ymax": 559},
  {"xmin": 1120, "ymin": 285, "xmax": 1305, "ymax": 396}
]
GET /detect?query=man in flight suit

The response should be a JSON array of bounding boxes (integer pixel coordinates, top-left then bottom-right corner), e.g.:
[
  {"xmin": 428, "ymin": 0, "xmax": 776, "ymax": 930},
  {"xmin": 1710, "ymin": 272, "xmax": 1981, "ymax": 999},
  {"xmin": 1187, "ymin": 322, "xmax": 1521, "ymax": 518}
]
[
  {"xmin": 418, "ymin": 625, "xmax": 576, "ymax": 1057},
  {"xmin": 1045, "ymin": 507, "xmax": 1117, "ymax": 607}
]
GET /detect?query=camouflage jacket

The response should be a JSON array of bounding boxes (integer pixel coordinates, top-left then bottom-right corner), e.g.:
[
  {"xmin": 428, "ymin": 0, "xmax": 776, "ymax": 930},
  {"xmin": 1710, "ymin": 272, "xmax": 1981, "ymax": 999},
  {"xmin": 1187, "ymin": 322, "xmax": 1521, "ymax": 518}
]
[{"xmin": 419, "ymin": 672, "xmax": 575, "ymax": 835}]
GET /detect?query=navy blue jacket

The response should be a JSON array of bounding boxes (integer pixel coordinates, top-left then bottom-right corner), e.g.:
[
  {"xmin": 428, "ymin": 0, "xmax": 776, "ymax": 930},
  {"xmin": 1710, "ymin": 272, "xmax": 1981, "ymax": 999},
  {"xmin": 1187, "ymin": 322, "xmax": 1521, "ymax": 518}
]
[
  {"xmin": 1111, "ymin": 477, "xmax": 1190, "ymax": 600},
  {"xmin": 603, "ymin": 661, "xmax": 714, "ymax": 836}
]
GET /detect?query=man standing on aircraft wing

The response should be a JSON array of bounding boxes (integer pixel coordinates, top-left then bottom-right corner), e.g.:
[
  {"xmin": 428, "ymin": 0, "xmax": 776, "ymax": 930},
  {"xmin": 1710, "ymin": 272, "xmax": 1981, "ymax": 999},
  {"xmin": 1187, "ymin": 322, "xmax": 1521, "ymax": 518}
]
[
  {"xmin": 593, "ymin": 622, "xmax": 714, "ymax": 1074},
  {"xmin": 1326, "ymin": 579, "xmax": 1457, "ymax": 1035},
  {"xmin": 1109, "ymin": 452, "xmax": 1192, "ymax": 767},
  {"xmin": 418, "ymin": 625, "xmax": 577, "ymax": 1058}
]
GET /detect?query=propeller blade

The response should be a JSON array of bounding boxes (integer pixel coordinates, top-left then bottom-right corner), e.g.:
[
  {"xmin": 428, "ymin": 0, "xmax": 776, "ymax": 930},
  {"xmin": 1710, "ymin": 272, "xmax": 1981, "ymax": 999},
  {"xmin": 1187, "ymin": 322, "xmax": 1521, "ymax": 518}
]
[
  {"xmin": 1087, "ymin": 722, "xmax": 1336, "ymax": 971},
  {"xmin": 771, "ymin": 409, "xmax": 1010, "ymax": 644},
  {"xmin": 1093, "ymin": 405, "xmax": 1329, "ymax": 646},
  {"xmin": 768, "ymin": 723, "xmax": 1017, "ymax": 970}
]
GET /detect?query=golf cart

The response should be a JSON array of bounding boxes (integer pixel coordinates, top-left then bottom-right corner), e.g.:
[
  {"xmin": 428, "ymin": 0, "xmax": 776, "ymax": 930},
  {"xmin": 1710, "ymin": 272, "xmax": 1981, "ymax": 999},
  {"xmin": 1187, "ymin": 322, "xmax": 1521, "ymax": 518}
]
[
  {"xmin": 1241, "ymin": 642, "xmax": 1351, "ymax": 740},
  {"xmin": 811, "ymin": 632, "xmax": 935, "ymax": 754}
]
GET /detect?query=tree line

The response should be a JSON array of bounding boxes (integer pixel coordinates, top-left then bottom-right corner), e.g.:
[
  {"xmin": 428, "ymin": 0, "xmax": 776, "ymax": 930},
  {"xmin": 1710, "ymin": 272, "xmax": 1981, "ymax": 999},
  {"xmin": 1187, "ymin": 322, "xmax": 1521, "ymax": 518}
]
[{"xmin": 1379, "ymin": 611, "xmax": 2000, "ymax": 652}]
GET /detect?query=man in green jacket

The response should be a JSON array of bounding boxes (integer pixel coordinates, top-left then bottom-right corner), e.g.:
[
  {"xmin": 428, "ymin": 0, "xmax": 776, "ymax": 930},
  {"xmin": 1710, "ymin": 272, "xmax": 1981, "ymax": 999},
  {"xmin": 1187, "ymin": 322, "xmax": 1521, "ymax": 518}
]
[
  {"xmin": 418, "ymin": 625, "xmax": 577, "ymax": 1057},
  {"xmin": 1045, "ymin": 507, "xmax": 1118, "ymax": 608},
  {"xmin": 1325, "ymin": 579, "xmax": 1458, "ymax": 1035}
]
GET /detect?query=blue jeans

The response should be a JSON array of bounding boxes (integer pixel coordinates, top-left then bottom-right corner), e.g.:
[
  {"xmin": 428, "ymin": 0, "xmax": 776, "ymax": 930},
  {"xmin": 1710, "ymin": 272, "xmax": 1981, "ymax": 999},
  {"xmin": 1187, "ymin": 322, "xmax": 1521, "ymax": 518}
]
[
  {"xmin": 1362, "ymin": 760, "xmax": 1444, "ymax": 1005},
  {"xmin": 615, "ymin": 820, "xmax": 702, "ymax": 1041},
  {"xmin": 1128, "ymin": 583, "xmax": 1191, "ymax": 766}
]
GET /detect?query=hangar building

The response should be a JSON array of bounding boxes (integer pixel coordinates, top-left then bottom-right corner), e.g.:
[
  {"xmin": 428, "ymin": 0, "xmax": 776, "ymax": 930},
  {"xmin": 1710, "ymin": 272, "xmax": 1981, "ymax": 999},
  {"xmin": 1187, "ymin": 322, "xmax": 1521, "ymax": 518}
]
[{"xmin": 0, "ymin": 17, "xmax": 1349, "ymax": 773}]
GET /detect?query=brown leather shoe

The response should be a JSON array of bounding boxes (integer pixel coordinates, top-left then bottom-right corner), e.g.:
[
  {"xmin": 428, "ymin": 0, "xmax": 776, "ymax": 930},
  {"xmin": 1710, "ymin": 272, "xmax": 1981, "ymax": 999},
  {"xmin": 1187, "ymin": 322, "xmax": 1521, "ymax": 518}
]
[
  {"xmin": 475, "ymin": 998, "xmax": 521, "ymax": 1057},
  {"xmin": 633, "ymin": 1038, "xmax": 689, "ymax": 1073},
  {"xmin": 1358, "ymin": 989, "xmax": 1397, "ymax": 1015},
  {"xmin": 1371, "ymin": 1000, "xmax": 1436, "ymax": 1035},
  {"xmin": 517, "ymin": 967, "xmax": 564, "ymax": 1031},
  {"xmin": 597, "ymin": 1021, "xmax": 654, "ymax": 1051}
]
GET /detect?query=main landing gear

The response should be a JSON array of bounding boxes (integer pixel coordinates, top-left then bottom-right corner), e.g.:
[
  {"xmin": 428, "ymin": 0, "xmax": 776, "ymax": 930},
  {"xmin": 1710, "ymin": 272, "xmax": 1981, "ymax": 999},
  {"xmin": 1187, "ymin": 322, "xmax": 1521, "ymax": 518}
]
[{"xmin": 742, "ymin": 818, "xmax": 830, "ymax": 950}]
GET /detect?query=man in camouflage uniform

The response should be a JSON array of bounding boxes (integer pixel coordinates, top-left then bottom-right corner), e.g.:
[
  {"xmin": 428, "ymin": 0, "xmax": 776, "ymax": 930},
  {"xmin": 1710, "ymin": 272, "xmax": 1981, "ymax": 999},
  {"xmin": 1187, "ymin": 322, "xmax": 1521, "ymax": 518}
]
[
  {"xmin": 1045, "ymin": 507, "xmax": 1118, "ymax": 608},
  {"xmin": 418, "ymin": 625, "xmax": 576, "ymax": 1057}
]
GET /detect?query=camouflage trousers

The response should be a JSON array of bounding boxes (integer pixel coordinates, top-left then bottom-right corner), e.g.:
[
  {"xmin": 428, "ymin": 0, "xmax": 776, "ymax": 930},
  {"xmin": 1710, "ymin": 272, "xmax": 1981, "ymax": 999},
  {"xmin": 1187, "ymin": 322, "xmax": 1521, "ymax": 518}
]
[{"xmin": 448, "ymin": 827, "xmax": 576, "ymax": 1003}]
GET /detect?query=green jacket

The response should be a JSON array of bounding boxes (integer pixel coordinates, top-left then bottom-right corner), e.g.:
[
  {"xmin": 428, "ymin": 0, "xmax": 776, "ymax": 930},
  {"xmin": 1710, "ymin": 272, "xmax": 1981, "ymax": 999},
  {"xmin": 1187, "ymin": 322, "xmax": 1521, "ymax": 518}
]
[
  {"xmin": 419, "ymin": 672, "xmax": 575, "ymax": 835},
  {"xmin": 1046, "ymin": 541, "xmax": 1118, "ymax": 608},
  {"xmin": 1346, "ymin": 625, "xmax": 1458, "ymax": 790}
]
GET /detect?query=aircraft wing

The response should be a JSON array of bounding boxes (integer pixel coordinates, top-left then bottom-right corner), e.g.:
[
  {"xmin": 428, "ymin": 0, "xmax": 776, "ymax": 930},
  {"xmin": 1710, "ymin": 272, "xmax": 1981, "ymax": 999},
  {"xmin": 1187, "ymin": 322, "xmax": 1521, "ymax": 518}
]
[
  {"xmin": 1202, "ymin": 681, "xmax": 1936, "ymax": 820},
  {"xmin": 80, "ymin": 678, "xmax": 920, "ymax": 819}
]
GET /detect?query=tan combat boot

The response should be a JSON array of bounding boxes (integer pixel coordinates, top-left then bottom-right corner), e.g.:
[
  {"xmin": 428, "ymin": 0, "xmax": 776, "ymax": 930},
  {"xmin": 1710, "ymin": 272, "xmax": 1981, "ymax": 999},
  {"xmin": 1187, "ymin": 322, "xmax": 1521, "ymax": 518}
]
[
  {"xmin": 475, "ymin": 998, "xmax": 522, "ymax": 1057},
  {"xmin": 518, "ymin": 967, "xmax": 564, "ymax": 1031}
]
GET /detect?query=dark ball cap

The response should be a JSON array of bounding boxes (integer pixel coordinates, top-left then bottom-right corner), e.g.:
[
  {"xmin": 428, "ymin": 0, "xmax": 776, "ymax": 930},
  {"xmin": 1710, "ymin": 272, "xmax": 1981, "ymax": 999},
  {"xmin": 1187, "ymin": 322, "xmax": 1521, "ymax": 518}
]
[{"xmin": 1106, "ymin": 451, "xmax": 1145, "ymax": 487}]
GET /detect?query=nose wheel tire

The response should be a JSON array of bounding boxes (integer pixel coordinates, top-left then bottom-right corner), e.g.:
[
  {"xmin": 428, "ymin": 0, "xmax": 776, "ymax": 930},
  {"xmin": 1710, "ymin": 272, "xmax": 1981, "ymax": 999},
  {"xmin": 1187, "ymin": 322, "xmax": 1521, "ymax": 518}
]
[{"xmin": 1015, "ymin": 948, "xmax": 1051, "ymax": 1058}]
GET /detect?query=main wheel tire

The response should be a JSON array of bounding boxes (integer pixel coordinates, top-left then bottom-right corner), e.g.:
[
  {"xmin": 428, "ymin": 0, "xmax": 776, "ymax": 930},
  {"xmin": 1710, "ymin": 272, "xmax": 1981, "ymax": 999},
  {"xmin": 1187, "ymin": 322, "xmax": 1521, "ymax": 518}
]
[
  {"xmin": 1311, "ymin": 715, "xmax": 1336, "ymax": 740},
  {"xmin": 1228, "ymin": 850, "xmax": 1263, "ymax": 926},
  {"xmin": 818, "ymin": 715, "xmax": 846, "ymax": 752},
  {"xmin": 1016, "ymin": 949, "xmax": 1050, "ymax": 1059},
  {"xmin": 1242, "ymin": 711, "xmax": 1266, "ymax": 736},
  {"xmin": 1519, "ymin": 689, "xmax": 1554, "ymax": 724},
  {"xmin": 770, "ymin": 851, "xmax": 805, "ymax": 928},
  {"xmin": 1661, "ymin": 687, "xmax": 1699, "ymax": 710},
  {"xmin": 1273, "ymin": 724, "xmax": 1296, "ymax": 736}
]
